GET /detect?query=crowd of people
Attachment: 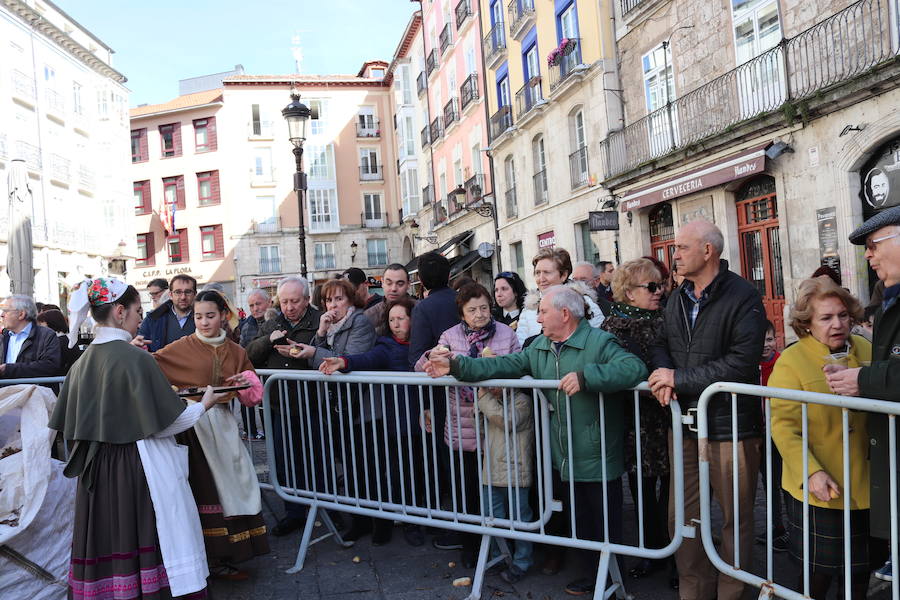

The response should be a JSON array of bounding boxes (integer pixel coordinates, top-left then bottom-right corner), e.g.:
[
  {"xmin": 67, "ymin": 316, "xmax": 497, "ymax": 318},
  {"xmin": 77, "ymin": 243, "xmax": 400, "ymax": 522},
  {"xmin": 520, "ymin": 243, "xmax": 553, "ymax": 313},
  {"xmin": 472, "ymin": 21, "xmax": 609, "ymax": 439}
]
[{"xmin": 8, "ymin": 205, "xmax": 900, "ymax": 599}]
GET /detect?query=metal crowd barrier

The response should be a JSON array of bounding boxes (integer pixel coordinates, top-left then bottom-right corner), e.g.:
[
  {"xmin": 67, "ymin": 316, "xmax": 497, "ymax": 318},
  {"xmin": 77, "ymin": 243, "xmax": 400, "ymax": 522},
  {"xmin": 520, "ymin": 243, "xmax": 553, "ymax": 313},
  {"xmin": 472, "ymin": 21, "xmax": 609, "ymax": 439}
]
[
  {"xmin": 696, "ymin": 381, "xmax": 900, "ymax": 600},
  {"xmin": 258, "ymin": 370, "xmax": 686, "ymax": 600}
]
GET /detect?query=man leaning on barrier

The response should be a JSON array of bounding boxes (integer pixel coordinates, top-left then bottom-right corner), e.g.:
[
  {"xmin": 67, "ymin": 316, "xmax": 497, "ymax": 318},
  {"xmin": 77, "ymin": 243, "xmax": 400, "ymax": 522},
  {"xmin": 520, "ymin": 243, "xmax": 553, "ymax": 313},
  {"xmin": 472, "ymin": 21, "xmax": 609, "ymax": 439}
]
[
  {"xmin": 828, "ymin": 205, "xmax": 900, "ymax": 580},
  {"xmin": 425, "ymin": 284, "xmax": 647, "ymax": 596},
  {"xmin": 648, "ymin": 220, "xmax": 766, "ymax": 600}
]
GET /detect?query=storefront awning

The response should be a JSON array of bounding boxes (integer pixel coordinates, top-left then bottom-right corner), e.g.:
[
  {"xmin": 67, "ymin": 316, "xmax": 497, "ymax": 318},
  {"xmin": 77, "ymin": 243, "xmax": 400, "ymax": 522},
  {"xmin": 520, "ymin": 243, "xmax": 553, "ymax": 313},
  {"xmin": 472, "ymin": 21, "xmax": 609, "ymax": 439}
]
[
  {"xmin": 406, "ymin": 231, "xmax": 477, "ymax": 275},
  {"xmin": 619, "ymin": 142, "xmax": 771, "ymax": 212},
  {"xmin": 449, "ymin": 250, "xmax": 483, "ymax": 279}
]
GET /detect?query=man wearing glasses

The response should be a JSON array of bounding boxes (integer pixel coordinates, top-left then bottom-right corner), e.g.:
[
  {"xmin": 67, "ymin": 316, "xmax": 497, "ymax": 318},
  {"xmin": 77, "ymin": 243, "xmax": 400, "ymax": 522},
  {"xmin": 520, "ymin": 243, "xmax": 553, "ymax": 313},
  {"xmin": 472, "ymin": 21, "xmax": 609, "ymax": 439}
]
[
  {"xmin": 146, "ymin": 277, "xmax": 169, "ymax": 309},
  {"xmin": 135, "ymin": 274, "xmax": 197, "ymax": 352},
  {"xmin": 0, "ymin": 294, "xmax": 61, "ymax": 380},
  {"xmin": 827, "ymin": 205, "xmax": 900, "ymax": 555}
]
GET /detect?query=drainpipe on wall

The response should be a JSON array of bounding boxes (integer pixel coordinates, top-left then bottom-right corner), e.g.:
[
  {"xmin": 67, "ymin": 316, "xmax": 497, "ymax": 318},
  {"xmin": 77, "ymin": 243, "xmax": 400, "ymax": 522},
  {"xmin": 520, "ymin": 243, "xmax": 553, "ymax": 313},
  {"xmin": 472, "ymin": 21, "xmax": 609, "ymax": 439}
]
[{"xmin": 475, "ymin": 0, "xmax": 502, "ymax": 273}]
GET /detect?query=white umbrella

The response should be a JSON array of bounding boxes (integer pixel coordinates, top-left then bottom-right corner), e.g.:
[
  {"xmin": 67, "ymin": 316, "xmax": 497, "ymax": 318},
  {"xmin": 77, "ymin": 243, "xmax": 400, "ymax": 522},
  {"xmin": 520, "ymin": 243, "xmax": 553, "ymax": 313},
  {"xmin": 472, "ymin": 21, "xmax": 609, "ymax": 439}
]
[{"xmin": 6, "ymin": 159, "xmax": 33, "ymax": 296}]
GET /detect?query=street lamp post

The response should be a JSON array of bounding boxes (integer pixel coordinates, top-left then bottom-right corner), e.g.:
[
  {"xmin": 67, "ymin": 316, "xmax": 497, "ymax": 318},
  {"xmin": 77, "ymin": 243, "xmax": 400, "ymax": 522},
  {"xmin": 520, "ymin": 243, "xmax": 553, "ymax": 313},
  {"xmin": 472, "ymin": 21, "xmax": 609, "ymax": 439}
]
[{"xmin": 282, "ymin": 92, "xmax": 312, "ymax": 278}]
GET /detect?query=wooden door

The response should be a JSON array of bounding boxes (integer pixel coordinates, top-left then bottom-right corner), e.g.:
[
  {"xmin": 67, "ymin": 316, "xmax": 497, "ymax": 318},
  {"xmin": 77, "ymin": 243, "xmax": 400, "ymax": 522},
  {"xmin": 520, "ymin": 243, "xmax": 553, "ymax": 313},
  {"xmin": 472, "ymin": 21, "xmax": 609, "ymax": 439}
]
[{"xmin": 649, "ymin": 202, "xmax": 676, "ymax": 273}]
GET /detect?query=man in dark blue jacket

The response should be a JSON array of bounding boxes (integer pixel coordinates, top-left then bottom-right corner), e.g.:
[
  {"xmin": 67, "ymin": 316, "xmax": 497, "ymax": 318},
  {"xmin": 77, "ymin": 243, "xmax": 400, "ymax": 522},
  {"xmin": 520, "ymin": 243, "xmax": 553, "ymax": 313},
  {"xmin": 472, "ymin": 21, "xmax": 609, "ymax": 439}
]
[{"xmin": 135, "ymin": 274, "xmax": 196, "ymax": 352}]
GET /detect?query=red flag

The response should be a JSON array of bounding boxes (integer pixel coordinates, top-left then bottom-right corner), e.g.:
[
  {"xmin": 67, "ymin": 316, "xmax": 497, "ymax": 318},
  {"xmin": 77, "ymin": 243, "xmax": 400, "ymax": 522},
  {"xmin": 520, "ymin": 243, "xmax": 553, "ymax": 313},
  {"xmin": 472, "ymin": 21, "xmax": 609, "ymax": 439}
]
[{"xmin": 161, "ymin": 195, "xmax": 175, "ymax": 235}]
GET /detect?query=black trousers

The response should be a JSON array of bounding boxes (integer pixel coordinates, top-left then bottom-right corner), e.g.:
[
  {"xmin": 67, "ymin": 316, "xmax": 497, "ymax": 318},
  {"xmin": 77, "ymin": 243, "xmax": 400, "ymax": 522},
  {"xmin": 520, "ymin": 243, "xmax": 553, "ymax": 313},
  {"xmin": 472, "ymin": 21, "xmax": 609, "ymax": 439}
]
[{"xmin": 552, "ymin": 470, "xmax": 623, "ymax": 575}]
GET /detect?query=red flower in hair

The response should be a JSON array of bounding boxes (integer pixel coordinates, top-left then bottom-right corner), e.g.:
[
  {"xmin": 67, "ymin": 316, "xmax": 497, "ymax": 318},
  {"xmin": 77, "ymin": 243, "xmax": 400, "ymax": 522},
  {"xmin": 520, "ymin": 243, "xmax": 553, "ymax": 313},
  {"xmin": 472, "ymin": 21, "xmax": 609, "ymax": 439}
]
[{"xmin": 88, "ymin": 278, "xmax": 111, "ymax": 305}]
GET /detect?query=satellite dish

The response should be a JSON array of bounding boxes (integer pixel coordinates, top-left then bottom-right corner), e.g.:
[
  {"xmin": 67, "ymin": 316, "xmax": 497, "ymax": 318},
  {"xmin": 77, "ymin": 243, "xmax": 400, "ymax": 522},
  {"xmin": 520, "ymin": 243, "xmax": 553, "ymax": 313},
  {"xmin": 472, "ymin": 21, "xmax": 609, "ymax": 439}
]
[{"xmin": 477, "ymin": 242, "xmax": 494, "ymax": 258}]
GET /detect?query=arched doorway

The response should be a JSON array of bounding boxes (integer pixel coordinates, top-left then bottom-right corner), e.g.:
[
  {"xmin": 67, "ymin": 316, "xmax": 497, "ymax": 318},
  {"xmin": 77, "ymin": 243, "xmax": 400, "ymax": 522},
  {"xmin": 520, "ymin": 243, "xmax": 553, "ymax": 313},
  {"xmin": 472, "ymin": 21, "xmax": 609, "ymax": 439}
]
[
  {"xmin": 649, "ymin": 202, "xmax": 675, "ymax": 272},
  {"xmin": 736, "ymin": 174, "xmax": 785, "ymax": 347},
  {"xmin": 402, "ymin": 236, "xmax": 413, "ymax": 263}
]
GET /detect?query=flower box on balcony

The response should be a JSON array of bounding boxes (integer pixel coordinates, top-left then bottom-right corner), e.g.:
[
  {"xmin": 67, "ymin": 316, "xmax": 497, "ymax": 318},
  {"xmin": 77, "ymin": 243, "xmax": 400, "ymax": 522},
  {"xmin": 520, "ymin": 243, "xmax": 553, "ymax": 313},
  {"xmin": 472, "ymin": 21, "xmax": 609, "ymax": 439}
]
[{"xmin": 547, "ymin": 38, "xmax": 577, "ymax": 67}]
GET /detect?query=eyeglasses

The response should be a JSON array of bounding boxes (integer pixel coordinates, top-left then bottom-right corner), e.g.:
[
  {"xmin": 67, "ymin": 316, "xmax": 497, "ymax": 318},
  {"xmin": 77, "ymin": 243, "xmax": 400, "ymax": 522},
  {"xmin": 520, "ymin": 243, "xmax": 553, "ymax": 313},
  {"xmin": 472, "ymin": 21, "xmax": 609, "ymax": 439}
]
[
  {"xmin": 865, "ymin": 232, "xmax": 900, "ymax": 252},
  {"xmin": 171, "ymin": 289, "xmax": 195, "ymax": 296},
  {"xmin": 634, "ymin": 281, "xmax": 664, "ymax": 293}
]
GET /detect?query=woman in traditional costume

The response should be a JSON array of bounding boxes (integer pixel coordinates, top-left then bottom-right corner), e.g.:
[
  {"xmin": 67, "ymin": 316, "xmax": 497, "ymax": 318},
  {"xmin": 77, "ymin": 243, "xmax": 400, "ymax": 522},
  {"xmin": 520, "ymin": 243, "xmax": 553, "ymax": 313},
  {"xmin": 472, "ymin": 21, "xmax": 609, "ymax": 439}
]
[
  {"xmin": 152, "ymin": 290, "xmax": 269, "ymax": 580},
  {"xmin": 50, "ymin": 277, "xmax": 218, "ymax": 600}
]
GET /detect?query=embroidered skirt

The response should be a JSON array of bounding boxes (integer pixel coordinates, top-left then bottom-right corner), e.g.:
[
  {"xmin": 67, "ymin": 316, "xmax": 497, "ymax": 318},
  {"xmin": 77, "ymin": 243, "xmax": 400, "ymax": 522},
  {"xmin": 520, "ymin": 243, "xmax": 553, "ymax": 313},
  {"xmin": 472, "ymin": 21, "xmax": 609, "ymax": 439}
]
[
  {"xmin": 69, "ymin": 442, "xmax": 207, "ymax": 600},
  {"xmin": 177, "ymin": 428, "xmax": 269, "ymax": 563}
]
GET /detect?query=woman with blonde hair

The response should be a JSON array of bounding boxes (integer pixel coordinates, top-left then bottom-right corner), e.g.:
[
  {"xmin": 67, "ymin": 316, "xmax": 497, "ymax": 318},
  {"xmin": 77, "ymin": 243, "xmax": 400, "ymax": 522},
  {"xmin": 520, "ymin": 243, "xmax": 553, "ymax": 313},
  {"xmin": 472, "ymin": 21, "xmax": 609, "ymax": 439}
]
[{"xmin": 769, "ymin": 277, "xmax": 871, "ymax": 600}]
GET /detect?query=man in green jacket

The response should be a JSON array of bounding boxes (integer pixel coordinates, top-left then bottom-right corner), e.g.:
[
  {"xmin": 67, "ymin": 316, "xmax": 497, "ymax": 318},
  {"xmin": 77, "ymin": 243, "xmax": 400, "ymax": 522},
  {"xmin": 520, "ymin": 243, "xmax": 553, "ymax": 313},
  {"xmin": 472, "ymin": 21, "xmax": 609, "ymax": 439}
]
[
  {"xmin": 425, "ymin": 285, "xmax": 647, "ymax": 596},
  {"xmin": 828, "ymin": 205, "xmax": 900, "ymax": 578}
]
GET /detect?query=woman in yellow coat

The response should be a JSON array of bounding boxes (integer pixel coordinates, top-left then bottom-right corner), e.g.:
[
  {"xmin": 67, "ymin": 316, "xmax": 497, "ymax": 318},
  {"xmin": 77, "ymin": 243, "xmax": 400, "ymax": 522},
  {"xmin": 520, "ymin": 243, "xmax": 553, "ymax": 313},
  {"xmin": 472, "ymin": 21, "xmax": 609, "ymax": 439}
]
[{"xmin": 769, "ymin": 277, "xmax": 871, "ymax": 600}]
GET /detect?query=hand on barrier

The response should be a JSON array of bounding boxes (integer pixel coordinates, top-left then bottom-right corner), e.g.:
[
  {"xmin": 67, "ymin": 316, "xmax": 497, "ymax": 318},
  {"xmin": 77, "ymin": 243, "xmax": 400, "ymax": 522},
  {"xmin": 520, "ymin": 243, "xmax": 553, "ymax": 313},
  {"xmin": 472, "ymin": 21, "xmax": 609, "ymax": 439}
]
[
  {"xmin": 320, "ymin": 357, "xmax": 347, "ymax": 374},
  {"xmin": 558, "ymin": 372, "xmax": 582, "ymax": 396},
  {"xmin": 824, "ymin": 366, "xmax": 861, "ymax": 397},
  {"xmin": 131, "ymin": 335, "xmax": 151, "ymax": 350},
  {"xmin": 654, "ymin": 386, "xmax": 677, "ymax": 407},
  {"xmin": 808, "ymin": 469, "xmax": 841, "ymax": 502}
]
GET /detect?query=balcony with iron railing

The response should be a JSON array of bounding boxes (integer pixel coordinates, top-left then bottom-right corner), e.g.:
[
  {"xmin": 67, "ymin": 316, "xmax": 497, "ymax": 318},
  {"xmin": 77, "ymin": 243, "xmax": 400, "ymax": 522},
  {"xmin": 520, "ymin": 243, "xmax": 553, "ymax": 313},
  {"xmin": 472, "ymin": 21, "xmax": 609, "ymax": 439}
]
[
  {"xmin": 464, "ymin": 173, "xmax": 485, "ymax": 204},
  {"xmin": 434, "ymin": 199, "xmax": 449, "ymax": 224},
  {"xmin": 440, "ymin": 23, "xmax": 454, "ymax": 54},
  {"xmin": 359, "ymin": 164, "xmax": 384, "ymax": 181},
  {"xmin": 489, "ymin": 106, "xmax": 514, "ymax": 143},
  {"xmin": 515, "ymin": 76, "xmax": 544, "ymax": 119},
  {"xmin": 361, "ymin": 212, "xmax": 387, "ymax": 228},
  {"xmin": 314, "ymin": 253, "xmax": 337, "ymax": 270},
  {"xmin": 533, "ymin": 169, "xmax": 548, "ymax": 205},
  {"xmin": 49, "ymin": 154, "xmax": 70, "ymax": 182},
  {"xmin": 422, "ymin": 184, "xmax": 435, "ymax": 206},
  {"xmin": 456, "ymin": 0, "xmax": 473, "ymax": 29},
  {"xmin": 430, "ymin": 116, "xmax": 444, "ymax": 144},
  {"xmin": 620, "ymin": 0, "xmax": 648, "ymax": 16},
  {"xmin": 45, "ymin": 89, "xmax": 65, "ymax": 116},
  {"xmin": 549, "ymin": 38, "xmax": 583, "ymax": 91},
  {"xmin": 505, "ymin": 186, "xmax": 518, "ymax": 220},
  {"xmin": 16, "ymin": 140, "xmax": 41, "ymax": 171},
  {"xmin": 460, "ymin": 73, "xmax": 479, "ymax": 111},
  {"xmin": 253, "ymin": 217, "xmax": 281, "ymax": 234},
  {"xmin": 417, "ymin": 71, "xmax": 427, "ymax": 96},
  {"xmin": 259, "ymin": 257, "xmax": 282, "ymax": 274},
  {"xmin": 599, "ymin": 0, "xmax": 900, "ymax": 182},
  {"xmin": 356, "ymin": 119, "xmax": 380, "ymax": 138},
  {"xmin": 443, "ymin": 98, "xmax": 459, "ymax": 130},
  {"xmin": 78, "ymin": 165, "xmax": 95, "ymax": 190},
  {"xmin": 310, "ymin": 214, "xmax": 339, "ymax": 233},
  {"xmin": 421, "ymin": 125, "xmax": 431, "ymax": 148},
  {"xmin": 12, "ymin": 70, "xmax": 35, "ymax": 102},
  {"xmin": 507, "ymin": 0, "xmax": 536, "ymax": 40},
  {"xmin": 483, "ymin": 22, "xmax": 507, "ymax": 68},
  {"xmin": 426, "ymin": 49, "xmax": 438, "ymax": 77},
  {"xmin": 569, "ymin": 146, "xmax": 589, "ymax": 189}
]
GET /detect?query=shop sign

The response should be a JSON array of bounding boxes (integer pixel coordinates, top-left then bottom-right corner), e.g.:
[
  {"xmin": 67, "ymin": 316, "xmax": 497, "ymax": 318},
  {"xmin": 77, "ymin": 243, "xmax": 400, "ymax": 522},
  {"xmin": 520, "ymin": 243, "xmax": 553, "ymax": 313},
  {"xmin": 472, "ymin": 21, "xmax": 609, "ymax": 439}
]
[
  {"xmin": 861, "ymin": 139, "xmax": 900, "ymax": 210},
  {"xmin": 620, "ymin": 143, "xmax": 769, "ymax": 212},
  {"xmin": 133, "ymin": 265, "xmax": 197, "ymax": 288},
  {"xmin": 538, "ymin": 231, "xmax": 556, "ymax": 249},
  {"xmin": 816, "ymin": 207, "xmax": 841, "ymax": 273},
  {"xmin": 588, "ymin": 211, "xmax": 619, "ymax": 231}
]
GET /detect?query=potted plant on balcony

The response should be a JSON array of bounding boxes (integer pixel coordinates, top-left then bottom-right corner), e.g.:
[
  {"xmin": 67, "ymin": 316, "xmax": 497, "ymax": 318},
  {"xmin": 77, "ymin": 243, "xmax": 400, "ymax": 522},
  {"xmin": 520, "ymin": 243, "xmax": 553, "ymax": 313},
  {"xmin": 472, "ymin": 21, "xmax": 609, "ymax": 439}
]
[{"xmin": 547, "ymin": 38, "xmax": 577, "ymax": 67}]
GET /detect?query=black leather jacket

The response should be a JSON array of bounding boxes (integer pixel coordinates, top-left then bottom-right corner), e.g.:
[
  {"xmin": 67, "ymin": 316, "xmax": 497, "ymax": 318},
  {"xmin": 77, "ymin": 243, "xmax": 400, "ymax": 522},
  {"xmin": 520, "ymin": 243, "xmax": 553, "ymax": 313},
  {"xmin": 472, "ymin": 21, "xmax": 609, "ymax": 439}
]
[{"xmin": 652, "ymin": 260, "xmax": 766, "ymax": 440}]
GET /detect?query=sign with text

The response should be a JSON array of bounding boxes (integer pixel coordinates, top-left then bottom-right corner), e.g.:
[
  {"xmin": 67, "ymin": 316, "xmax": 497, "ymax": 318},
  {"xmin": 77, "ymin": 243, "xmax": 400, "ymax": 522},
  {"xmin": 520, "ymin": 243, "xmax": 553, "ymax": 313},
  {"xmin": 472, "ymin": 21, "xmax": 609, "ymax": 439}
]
[
  {"xmin": 538, "ymin": 230, "xmax": 556, "ymax": 249},
  {"xmin": 816, "ymin": 206, "xmax": 841, "ymax": 273},
  {"xmin": 588, "ymin": 211, "xmax": 620, "ymax": 231}
]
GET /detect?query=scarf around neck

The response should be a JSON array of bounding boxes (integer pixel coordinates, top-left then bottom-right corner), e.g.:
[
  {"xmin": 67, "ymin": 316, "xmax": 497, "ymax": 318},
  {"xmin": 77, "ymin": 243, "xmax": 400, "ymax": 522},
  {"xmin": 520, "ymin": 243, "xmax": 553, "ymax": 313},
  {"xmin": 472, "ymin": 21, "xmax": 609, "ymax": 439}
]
[
  {"xmin": 610, "ymin": 302, "xmax": 660, "ymax": 320},
  {"xmin": 196, "ymin": 329, "xmax": 227, "ymax": 346},
  {"xmin": 326, "ymin": 307, "xmax": 355, "ymax": 346},
  {"xmin": 463, "ymin": 319, "xmax": 496, "ymax": 358}
]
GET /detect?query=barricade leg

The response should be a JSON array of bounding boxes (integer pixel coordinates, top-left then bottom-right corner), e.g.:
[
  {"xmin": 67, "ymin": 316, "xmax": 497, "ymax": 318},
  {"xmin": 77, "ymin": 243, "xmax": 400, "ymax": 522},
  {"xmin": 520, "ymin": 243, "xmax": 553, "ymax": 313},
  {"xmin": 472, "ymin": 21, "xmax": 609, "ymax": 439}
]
[
  {"xmin": 594, "ymin": 550, "xmax": 630, "ymax": 600},
  {"xmin": 467, "ymin": 534, "xmax": 498, "ymax": 600},
  {"xmin": 285, "ymin": 504, "xmax": 352, "ymax": 574}
]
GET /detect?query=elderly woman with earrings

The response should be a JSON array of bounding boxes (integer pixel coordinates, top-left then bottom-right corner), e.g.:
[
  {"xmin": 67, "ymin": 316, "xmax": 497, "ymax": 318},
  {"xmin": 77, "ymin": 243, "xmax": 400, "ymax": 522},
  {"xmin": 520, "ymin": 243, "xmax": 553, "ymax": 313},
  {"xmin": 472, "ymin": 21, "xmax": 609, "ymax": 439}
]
[
  {"xmin": 769, "ymin": 277, "xmax": 872, "ymax": 600},
  {"xmin": 50, "ymin": 278, "xmax": 223, "ymax": 599}
]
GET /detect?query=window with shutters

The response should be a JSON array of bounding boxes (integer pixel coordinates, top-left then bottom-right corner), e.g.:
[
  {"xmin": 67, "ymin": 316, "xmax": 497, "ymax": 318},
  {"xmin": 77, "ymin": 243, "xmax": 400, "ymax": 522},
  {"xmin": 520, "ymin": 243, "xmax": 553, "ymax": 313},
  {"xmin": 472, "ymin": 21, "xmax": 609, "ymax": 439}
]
[
  {"xmin": 136, "ymin": 233, "xmax": 155, "ymax": 267},
  {"xmin": 134, "ymin": 180, "xmax": 151, "ymax": 215},
  {"xmin": 159, "ymin": 123, "xmax": 181, "ymax": 157},
  {"xmin": 200, "ymin": 225, "xmax": 223, "ymax": 259},
  {"xmin": 163, "ymin": 176, "xmax": 185, "ymax": 209},
  {"xmin": 167, "ymin": 229, "xmax": 188, "ymax": 263},
  {"xmin": 131, "ymin": 129, "xmax": 147, "ymax": 163},
  {"xmin": 197, "ymin": 171, "xmax": 219, "ymax": 206},
  {"xmin": 259, "ymin": 245, "xmax": 281, "ymax": 273},
  {"xmin": 194, "ymin": 117, "xmax": 216, "ymax": 152}
]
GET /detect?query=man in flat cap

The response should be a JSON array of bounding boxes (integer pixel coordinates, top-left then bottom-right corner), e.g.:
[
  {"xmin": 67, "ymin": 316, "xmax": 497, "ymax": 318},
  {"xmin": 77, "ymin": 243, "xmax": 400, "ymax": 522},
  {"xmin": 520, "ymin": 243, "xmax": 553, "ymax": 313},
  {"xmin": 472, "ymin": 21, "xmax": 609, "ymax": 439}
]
[{"xmin": 826, "ymin": 205, "xmax": 900, "ymax": 550}]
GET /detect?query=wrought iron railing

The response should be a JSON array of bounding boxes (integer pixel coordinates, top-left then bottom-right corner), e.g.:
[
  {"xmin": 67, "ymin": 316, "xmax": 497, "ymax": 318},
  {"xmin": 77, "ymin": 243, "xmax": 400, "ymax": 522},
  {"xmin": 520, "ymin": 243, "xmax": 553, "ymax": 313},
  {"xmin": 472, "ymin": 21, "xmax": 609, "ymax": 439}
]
[
  {"xmin": 359, "ymin": 164, "xmax": 383, "ymax": 181},
  {"xmin": 45, "ymin": 89, "xmax": 65, "ymax": 114},
  {"xmin": 505, "ymin": 187, "xmax": 518, "ymax": 219},
  {"xmin": 440, "ymin": 23, "xmax": 453, "ymax": 54},
  {"xmin": 508, "ymin": 0, "xmax": 535, "ymax": 37},
  {"xmin": 313, "ymin": 253, "xmax": 336, "ymax": 270},
  {"xmin": 489, "ymin": 106, "xmax": 514, "ymax": 142},
  {"xmin": 599, "ymin": 0, "xmax": 898, "ymax": 180},
  {"xmin": 443, "ymin": 98, "xmax": 459, "ymax": 128},
  {"xmin": 16, "ymin": 140, "xmax": 41, "ymax": 171},
  {"xmin": 361, "ymin": 212, "xmax": 387, "ymax": 227},
  {"xmin": 455, "ymin": 0, "xmax": 473, "ymax": 29},
  {"xmin": 533, "ymin": 169, "xmax": 548, "ymax": 205},
  {"xmin": 434, "ymin": 199, "xmax": 449, "ymax": 224},
  {"xmin": 422, "ymin": 184, "xmax": 435, "ymax": 206},
  {"xmin": 12, "ymin": 70, "xmax": 35, "ymax": 101},
  {"xmin": 515, "ymin": 76, "xmax": 543, "ymax": 118},
  {"xmin": 49, "ymin": 154, "xmax": 70, "ymax": 182},
  {"xmin": 569, "ymin": 146, "xmax": 589, "ymax": 189},
  {"xmin": 356, "ymin": 119, "xmax": 380, "ymax": 138},
  {"xmin": 426, "ymin": 49, "xmax": 438, "ymax": 77},
  {"xmin": 254, "ymin": 218, "xmax": 281, "ymax": 234},
  {"xmin": 483, "ymin": 22, "xmax": 506, "ymax": 65},
  {"xmin": 417, "ymin": 71, "xmax": 427, "ymax": 96},
  {"xmin": 430, "ymin": 116, "xmax": 443, "ymax": 143},
  {"xmin": 421, "ymin": 125, "xmax": 431, "ymax": 147},
  {"xmin": 460, "ymin": 73, "xmax": 479, "ymax": 110},
  {"xmin": 620, "ymin": 0, "xmax": 646, "ymax": 16},
  {"xmin": 465, "ymin": 173, "xmax": 485, "ymax": 203},
  {"xmin": 549, "ymin": 38, "xmax": 582, "ymax": 90}
]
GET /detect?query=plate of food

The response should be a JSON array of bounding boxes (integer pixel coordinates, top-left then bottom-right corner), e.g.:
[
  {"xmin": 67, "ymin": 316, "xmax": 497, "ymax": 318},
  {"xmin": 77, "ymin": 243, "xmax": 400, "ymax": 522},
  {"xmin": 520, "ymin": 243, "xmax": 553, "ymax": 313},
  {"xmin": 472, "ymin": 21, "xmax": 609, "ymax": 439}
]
[{"xmin": 176, "ymin": 384, "xmax": 251, "ymax": 398}]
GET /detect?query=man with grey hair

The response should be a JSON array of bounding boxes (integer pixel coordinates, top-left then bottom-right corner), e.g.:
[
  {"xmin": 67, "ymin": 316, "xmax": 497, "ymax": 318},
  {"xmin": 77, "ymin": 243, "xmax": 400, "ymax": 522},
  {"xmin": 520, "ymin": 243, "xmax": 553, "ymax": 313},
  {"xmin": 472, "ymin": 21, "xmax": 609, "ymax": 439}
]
[
  {"xmin": 246, "ymin": 275, "xmax": 323, "ymax": 536},
  {"xmin": 425, "ymin": 284, "xmax": 647, "ymax": 596},
  {"xmin": 0, "ymin": 294, "xmax": 61, "ymax": 379},
  {"xmin": 648, "ymin": 219, "xmax": 766, "ymax": 600},
  {"xmin": 239, "ymin": 288, "xmax": 273, "ymax": 348}
]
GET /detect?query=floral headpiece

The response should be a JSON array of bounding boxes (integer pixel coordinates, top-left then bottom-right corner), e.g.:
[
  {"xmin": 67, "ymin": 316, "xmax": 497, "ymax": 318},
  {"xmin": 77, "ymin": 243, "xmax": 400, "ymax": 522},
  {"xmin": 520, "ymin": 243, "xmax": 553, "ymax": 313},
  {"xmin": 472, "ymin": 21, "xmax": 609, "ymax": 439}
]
[{"xmin": 67, "ymin": 277, "xmax": 131, "ymax": 348}]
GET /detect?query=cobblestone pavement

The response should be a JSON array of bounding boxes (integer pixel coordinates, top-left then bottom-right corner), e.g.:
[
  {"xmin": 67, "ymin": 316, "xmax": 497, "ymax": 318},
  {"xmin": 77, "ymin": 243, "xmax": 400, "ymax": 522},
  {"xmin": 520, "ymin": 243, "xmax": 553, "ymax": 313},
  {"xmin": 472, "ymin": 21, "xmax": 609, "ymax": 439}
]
[{"xmin": 208, "ymin": 439, "xmax": 893, "ymax": 600}]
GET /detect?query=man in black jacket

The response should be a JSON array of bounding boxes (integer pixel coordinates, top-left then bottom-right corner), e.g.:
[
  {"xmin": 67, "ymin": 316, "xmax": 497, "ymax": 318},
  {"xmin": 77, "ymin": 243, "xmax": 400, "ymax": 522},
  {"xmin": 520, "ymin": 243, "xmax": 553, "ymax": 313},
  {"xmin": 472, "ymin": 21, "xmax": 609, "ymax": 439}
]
[
  {"xmin": 649, "ymin": 220, "xmax": 766, "ymax": 600},
  {"xmin": 0, "ymin": 295, "xmax": 62, "ymax": 379}
]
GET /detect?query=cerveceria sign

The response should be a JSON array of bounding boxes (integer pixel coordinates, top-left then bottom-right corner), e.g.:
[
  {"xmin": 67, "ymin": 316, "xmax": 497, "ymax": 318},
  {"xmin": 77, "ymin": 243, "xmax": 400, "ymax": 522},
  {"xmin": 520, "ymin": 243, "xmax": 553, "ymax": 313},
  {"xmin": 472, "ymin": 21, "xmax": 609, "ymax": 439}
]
[{"xmin": 619, "ymin": 143, "xmax": 769, "ymax": 212}]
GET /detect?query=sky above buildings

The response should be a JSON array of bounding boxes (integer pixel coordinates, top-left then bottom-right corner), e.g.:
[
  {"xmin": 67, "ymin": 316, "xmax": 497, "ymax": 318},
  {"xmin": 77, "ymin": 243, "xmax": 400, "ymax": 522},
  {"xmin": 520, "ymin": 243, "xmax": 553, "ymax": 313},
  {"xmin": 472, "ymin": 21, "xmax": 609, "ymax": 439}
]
[{"xmin": 53, "ymin": 0, "xmax": 418, "ymax": 107}]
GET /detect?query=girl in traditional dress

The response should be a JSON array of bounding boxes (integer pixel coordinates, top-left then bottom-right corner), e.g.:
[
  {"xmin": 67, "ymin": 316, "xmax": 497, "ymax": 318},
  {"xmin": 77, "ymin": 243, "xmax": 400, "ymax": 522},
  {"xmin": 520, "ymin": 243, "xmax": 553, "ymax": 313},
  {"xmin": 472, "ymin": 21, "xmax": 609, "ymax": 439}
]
[
  {"xmin": 50, "ymin": 277, "xmax": 219, "ymax": 600},
  {"xmin": 153, "ymin": 290, "xmax": 269, "ymax": 580}
]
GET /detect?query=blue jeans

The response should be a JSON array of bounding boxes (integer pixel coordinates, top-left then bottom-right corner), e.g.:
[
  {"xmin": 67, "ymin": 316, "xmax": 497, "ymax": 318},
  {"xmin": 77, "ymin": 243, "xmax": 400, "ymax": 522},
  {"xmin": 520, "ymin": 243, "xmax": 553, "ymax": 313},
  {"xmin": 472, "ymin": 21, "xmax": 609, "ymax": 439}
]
[{"xmin": 482, "ymin": 485, "xmax": 534, "ymax": 572}]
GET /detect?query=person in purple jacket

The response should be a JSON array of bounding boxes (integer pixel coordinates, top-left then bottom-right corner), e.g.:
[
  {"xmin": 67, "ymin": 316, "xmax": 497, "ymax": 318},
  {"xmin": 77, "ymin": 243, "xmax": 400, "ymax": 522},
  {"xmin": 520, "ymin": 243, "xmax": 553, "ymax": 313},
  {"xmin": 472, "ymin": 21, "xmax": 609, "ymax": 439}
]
[
  {"xmin": 319, "ymin": 296, "xmax": 425, "ymax": 547},
  {"xmin": 415, "ymin": 282, "xmax": 522, "ymax": 569}
]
